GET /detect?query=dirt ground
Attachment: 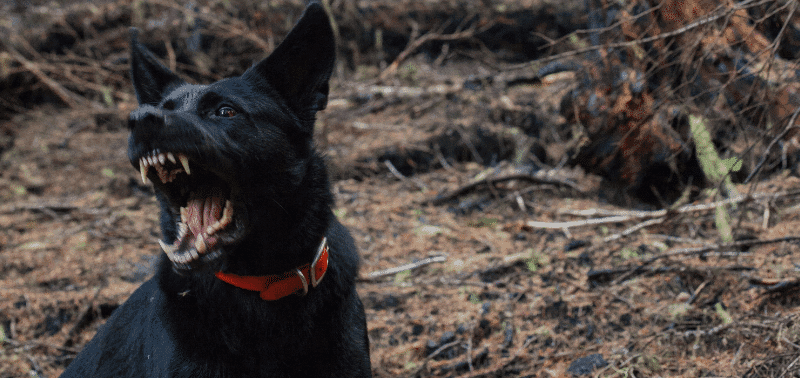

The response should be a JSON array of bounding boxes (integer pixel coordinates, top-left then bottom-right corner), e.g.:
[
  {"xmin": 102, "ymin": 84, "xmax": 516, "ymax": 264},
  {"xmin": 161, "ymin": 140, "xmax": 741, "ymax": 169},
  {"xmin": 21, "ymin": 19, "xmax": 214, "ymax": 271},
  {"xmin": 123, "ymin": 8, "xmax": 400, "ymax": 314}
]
[
  {"xmin": 3, "ymin": 2, "xmax": 800, "ymax": 378},
  {"xmin": 1, "ymin": 55, "xmax": 800, "ymax": 377}
]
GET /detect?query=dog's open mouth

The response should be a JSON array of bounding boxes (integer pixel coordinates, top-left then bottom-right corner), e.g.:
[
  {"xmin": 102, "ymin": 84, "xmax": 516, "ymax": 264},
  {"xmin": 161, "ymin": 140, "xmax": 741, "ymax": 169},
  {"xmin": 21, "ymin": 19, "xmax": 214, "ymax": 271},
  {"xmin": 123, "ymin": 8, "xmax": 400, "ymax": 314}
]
[{"xmin": 137, "ymin": 149, "xmax": 243, "ymax": 270}]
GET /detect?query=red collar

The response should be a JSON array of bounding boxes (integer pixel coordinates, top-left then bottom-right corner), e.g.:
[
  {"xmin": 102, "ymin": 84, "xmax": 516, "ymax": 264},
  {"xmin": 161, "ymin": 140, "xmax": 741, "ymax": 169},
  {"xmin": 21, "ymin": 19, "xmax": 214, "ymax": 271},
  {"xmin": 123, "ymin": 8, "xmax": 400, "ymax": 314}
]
[{"xmin": 215, "ymin": 238, "xmax": 329, "ymax": 301}]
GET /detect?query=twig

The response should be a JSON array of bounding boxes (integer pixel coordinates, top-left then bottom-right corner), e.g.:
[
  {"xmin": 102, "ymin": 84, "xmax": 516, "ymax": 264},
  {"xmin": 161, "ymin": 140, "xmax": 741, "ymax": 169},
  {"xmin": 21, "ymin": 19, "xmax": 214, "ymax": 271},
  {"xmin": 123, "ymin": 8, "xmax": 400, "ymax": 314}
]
[
  {"xmin": 380, "ymin": 23, "xmax": 482, "ymax": 80},
  {"xmin": 602, "ymin": 217, "xmax": 666, "ymax": 243},
  {"xmin": 601, "ymin": 236, "xmax": 800, "ymax": 284},
  {"xmin": 461, "ymin": 335, "xmax": 546, "ymax": 378},
  {"xmin": 527, "ymin": 215, "xmax": 633, "ymax": 230},
  {"xmin": 362, "ymin": 255, "xmax": 447, "ymax": 280},
  {"xmin": 0, "ymin": 40, "xmax": 87, "ymax": 108},
  {"xmin": 501, "ymin": 0, "xmax": 764, "ymax": 72},
  {"xmin": 424, "ymin": 170, "xmax": 583, "ymax": 206},
  {"xmin": 0, "ymin": 202, "xmax": 79, "ymax": 214},
  {"xmin": 408, "ymin": 340, "xmax": 462, "ymax": 377},
  {"xmin": 643, "ymin": 236, "xmax": 800, "ymax": 264},
  {"xmin": 144, "ymin": 0, "xmax": 272, "ymax": 51},
  {"xmin": 588, "ymin": 265, "xmax": 754, "ymax": 286},
  {"xmin": 384, "ymin": 160, "xmax": 427, "ymax": 190},
  {"xmin": 744, "ymin": 105, "xmax": 800, "ymax": 183}
]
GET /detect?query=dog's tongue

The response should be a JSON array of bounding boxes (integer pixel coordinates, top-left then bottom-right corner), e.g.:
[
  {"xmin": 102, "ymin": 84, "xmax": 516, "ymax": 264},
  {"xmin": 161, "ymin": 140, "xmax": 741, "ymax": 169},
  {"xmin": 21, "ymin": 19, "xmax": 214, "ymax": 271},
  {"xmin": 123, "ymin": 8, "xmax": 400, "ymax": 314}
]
[{"xmin": 186, "ymin": 187, "xmax": 225, "ymax": 237}]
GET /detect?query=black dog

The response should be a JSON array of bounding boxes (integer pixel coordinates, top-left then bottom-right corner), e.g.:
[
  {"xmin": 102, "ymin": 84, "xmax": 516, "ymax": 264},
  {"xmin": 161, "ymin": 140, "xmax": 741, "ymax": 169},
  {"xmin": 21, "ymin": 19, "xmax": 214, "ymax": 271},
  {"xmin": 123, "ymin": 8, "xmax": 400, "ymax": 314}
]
[{"xmin": 60, "ymin": 4, "xmax": 371, "ymax": 377}]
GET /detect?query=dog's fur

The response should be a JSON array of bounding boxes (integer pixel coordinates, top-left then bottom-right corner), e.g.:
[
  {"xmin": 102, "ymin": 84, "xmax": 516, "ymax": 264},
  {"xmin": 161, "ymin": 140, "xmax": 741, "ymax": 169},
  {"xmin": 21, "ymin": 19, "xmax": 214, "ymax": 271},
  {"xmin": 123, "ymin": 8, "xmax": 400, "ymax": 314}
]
[{"xmin": 60, "ymin": 4, "xmax": 371, "ymax": 377}]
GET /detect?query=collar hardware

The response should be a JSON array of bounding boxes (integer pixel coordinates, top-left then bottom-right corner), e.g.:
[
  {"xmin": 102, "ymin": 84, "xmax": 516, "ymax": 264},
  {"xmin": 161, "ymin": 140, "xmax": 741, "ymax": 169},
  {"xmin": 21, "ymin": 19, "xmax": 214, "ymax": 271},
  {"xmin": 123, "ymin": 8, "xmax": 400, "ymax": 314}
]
[
  {"xmin": 294, "ymin": 268, "xmax": 309, "ymax": 296},
  {"xmin": 214, "ymin": 237, "xmax": 329, "ymax": 301},
  {"xmin": 310, "ymin": 238, "xmax": 328, "ymax": 287}
]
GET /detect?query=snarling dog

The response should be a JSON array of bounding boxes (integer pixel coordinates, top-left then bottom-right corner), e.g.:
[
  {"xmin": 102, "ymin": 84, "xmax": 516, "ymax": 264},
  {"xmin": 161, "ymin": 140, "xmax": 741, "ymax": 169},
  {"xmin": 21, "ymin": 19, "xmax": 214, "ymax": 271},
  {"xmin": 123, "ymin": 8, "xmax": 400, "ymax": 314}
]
[{"xmin": 60, "ymin": 4, "xmax": 372, "ymax": 377}]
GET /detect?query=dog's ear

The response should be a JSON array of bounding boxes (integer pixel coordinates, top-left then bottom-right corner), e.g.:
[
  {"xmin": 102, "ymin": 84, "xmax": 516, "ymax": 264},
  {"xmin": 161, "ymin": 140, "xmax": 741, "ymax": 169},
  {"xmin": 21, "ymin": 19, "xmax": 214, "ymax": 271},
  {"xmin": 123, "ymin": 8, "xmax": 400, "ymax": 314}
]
[
  {"xmin": 129, "ymin": 28, "xmax": 185, "ymax": 105},
  {"xmin": 242, "ymin": 3, "xmax": 335, "ymax": 119}
]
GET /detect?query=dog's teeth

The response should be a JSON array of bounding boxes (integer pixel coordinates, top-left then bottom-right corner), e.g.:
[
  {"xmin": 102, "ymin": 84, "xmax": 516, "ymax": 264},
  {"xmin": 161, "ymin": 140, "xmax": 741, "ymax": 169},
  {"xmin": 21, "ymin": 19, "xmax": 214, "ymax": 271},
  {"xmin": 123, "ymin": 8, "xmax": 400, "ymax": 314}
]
[
  {"xmin": 158, "ymin": 153, "xmax": 166, "ymax": 165},
  {"xmin": 162, "ymin": 245, "xmax": 180, "ymax": 264},
  {"xmin": 140, "ymin": 162, "xmax": 150, "ymax": 185},
  {"xmin": 159, "ymin": 239, "xmax": 176, "ymax": 254},
  {"xmin": 177, "ymin": 222, "xmax": 188, "ymax": 240},
  {"xmin": 189, "ymin": 248, "xmax": 199, "ymax": 262},
  {"xmin": 167, "ymin": 152, "xmax": 176, "ymax": 164},
  {"xmin": 195, "ymin": 234, "xmax": 207, "ymax": 254},
  {"xmin": 180, "ymin": 207, "xmax": 187, "ymax": 224},
  {"xmin": 206, "ymin": 200, "xmax": 233, "ymax": 235},
  {"xmin": 178, "ymin": 154, "xmax": 191, "ymax": 175},
  {"xmin": 219, "ymin": 200, "xmax": 233, "ymax": 228}
]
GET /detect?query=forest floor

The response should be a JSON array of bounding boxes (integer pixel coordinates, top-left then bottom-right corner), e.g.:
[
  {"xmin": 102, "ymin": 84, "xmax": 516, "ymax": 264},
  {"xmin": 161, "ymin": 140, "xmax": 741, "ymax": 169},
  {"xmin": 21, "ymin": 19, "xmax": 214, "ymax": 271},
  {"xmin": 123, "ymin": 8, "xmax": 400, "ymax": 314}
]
[
  {"xmin": 2, "ymin": 55, "xmax": 800, "ymax": 378},
  {"xmin": 3, "ymin": 1, "xmax": 800, "ymax": 378}
]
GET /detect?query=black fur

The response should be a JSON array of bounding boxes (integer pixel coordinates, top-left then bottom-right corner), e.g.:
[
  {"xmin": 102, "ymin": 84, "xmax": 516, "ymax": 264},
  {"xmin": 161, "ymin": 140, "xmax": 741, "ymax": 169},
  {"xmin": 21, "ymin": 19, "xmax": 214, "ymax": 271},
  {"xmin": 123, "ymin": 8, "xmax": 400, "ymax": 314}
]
[{"xmin": 60, "ymin": 4, "xmax": 371, "ymax": 377}]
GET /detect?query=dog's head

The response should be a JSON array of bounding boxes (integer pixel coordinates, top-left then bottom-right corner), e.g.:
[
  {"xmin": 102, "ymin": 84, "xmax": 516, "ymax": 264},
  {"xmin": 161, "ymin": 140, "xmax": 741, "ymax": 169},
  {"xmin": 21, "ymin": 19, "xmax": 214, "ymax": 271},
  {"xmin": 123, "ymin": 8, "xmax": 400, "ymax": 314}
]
[{"xmin": 127, "ymin": 3, "xmax": 335, "ymax": 272}]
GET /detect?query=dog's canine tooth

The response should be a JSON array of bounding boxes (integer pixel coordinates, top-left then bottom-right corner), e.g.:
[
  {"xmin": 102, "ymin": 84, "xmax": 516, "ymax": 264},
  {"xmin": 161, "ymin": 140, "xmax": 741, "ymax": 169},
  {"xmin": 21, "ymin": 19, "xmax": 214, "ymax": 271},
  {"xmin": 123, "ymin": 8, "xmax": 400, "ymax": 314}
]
[
  {"xmin": 167, "ymin": 152, "xmax": 176, "ymax": 164},
  {"xmin": 163, "ymin": 246, "xmax": 179, "ymax": 263},
  {"xmin": 140, "ymin": 160, "xmax": 150, "ymax": 185},
  {"xmin": 180, "ymin": 207, "xmax": 187, "ymax": 224},
  {"xmin": 195, "ymin": 234, "xmax": 207, "ymax": 254},
  {"xmin": 158, "ymin": 153, "xmax": 166, "ymax": 165},
  {"xmin": 178, "ymin": 154, "xmax": 191, "ymax": 175},
  {"xmin": 219, "ymin": 200, "xmax": 233, "ymax": 227}
]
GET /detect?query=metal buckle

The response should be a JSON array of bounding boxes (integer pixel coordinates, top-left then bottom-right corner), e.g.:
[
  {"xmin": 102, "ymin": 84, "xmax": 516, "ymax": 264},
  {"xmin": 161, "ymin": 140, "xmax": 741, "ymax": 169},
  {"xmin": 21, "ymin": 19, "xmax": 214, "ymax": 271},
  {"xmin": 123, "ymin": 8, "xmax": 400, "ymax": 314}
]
[
  {"xmin": 294, "ymin": 268, "xmax": 309, "ymax": 296},
  {"xmin": 310, "ymin": 237, "xmax": 328, "ymax": 287}
]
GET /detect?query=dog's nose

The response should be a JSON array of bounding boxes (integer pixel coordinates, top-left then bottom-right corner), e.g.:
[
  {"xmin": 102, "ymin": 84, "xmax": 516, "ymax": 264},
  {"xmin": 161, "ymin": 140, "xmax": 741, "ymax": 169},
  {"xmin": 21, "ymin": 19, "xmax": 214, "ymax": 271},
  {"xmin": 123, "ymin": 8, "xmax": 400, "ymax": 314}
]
[{"xmin": 128, "ymin": 105, "xmax": 163, "ymax": 130}]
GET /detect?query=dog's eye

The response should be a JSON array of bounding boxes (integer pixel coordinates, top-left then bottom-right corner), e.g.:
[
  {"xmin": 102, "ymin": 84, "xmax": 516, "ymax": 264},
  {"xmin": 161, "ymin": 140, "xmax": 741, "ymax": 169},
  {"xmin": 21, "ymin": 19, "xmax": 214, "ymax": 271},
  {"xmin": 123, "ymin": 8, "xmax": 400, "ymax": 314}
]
[{"xmin": 216, "ymin": 106, "xmax": 237, "ymax": 118}]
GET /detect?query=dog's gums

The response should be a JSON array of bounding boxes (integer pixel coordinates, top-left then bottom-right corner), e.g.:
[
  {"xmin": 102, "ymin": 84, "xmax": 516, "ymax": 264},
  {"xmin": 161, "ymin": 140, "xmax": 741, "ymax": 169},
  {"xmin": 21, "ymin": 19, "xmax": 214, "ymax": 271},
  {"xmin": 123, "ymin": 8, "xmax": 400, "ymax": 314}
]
[{"xmin": 138, "ymin": 149, "xmax": 239, "ymax": 270}]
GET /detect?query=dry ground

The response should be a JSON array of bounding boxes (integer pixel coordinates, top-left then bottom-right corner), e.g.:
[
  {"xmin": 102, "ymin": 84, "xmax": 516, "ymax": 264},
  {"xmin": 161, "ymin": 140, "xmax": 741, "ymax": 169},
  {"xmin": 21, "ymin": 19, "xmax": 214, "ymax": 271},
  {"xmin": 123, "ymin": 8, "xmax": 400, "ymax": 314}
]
[{"xmin": 2, "ymin": 25, "xmax": 800, "ymax": 378}]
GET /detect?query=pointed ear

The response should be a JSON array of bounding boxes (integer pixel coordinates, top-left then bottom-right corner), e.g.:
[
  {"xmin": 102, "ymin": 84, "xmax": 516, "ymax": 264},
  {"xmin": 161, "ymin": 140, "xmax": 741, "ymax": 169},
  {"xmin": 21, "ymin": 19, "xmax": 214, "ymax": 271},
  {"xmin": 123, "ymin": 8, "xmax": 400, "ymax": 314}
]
[
  {"xmin": 129, "ymin": 28, "xmax": 185, "ymax": 105},
  {"xmin": 242, "ymin": 3, "xmax": 335, "ymax": 115}
]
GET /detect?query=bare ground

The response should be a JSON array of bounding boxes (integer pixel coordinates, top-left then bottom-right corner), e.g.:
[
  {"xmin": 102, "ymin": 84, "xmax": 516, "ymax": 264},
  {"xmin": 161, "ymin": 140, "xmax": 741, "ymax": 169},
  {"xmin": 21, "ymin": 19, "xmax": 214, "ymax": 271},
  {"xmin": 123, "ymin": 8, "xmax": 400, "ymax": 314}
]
[
  {"xmin": 2, "ymin": 55, "xmax": 800, "ymax": 378},
  {"xmin": 2, "ymin": 2, "xmax": 800, "ymax": 377}
]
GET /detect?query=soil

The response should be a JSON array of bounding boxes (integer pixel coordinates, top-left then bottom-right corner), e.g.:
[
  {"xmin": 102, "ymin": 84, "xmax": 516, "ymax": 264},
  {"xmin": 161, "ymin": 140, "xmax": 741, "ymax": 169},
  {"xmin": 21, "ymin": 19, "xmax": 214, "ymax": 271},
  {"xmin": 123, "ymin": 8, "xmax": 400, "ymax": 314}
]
[{"xmin": 3, "ymin": 1, "xmax": 800, "ymax": 378}]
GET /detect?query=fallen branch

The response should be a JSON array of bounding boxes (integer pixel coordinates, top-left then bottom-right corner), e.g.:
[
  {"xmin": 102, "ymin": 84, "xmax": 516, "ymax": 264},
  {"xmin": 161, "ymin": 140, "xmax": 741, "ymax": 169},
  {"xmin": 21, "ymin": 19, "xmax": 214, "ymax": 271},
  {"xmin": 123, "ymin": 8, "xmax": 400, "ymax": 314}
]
[
  {"xmin": 603, "ymin": 236, "xmax": 800, "ymax": 284},
  {"xmin": 601, "ymin": 217, "xmax": 666, "ymax": 243},
  {"xmin": 361, "ymin": 255, "xmax": 447, "ymax": 280},
  {"xmin": 588, "ymin": 265, "xmax": 754, "ymax": 285},
  {"xmin": 642, "ymin": 236, "xmax": 800, "ymax": 264},
  {"xmin": 424, "ymin": 170, "xmax": 584, "ymax": 206},
  {"xmin": 384, "ymin": 160, "xmax": 427, "ymax": 191},
  {"xmin": 529, "ymin": 189, "xmax": 800, "ymax": 230},
  {"xmin": 0, "ymin": 201, "xmax": 79, "ymax": 214}
]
